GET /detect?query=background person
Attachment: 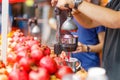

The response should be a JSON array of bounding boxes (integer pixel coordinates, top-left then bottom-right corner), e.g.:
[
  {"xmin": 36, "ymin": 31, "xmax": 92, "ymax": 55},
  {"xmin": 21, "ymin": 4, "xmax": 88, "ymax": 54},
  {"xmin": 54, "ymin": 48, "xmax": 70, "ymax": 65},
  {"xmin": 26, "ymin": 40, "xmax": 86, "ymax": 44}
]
[
  {"xmin": 71, "ymin": 18, "xmax": 105, "ymax": 71},
  {"xmin": 10, "ymin": 3, "xmax": 27, "ymax": 32},
  {"xmin": 71, "ymin": 0, "xmax": 105, "ymax": 71}
]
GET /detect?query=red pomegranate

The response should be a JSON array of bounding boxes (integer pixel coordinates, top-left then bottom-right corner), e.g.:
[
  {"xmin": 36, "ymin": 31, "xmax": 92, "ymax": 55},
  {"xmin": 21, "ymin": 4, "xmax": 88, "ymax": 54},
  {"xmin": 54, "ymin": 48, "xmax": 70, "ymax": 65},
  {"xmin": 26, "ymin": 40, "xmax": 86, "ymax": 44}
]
[{"xmin": 39, "ymin": 56, "xmax": 58, "ymax": 74}]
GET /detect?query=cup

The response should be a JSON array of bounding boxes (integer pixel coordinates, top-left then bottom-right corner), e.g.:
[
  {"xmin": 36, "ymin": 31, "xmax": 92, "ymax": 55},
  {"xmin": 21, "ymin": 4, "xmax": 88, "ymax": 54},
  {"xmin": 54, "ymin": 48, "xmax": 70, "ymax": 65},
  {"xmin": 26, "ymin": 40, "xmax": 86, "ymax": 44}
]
[
  {"xmin": 62, "ymin": 74, "xmax": 81, "ymax": 80},
  {"xmin": 86, "ymin": 67, "xmax": 108, "ymax": 80},
  {"xmin": 65, "ymin": 57, "xmax": 81, "ymax": 72}
]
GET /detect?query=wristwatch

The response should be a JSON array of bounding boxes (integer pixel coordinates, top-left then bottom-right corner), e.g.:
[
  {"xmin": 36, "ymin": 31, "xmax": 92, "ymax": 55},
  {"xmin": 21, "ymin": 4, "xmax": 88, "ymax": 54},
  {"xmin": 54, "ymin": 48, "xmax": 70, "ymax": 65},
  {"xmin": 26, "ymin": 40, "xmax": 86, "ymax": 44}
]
[
  {"xmin": 74, "ymin": 0, "xmax": 83, "ymax": 9},
  {"xmin": 86, "ymin": 45, "xmax": 90, "ymax": 53}
]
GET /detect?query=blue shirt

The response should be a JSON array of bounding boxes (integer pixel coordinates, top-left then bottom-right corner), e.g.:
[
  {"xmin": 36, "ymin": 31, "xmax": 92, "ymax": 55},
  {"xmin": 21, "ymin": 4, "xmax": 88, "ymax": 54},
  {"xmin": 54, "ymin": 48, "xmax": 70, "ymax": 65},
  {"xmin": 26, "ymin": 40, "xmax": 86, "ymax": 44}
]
[{"xmin": 71, "ymin": 20, "xmax": 106, "ymax": 71}]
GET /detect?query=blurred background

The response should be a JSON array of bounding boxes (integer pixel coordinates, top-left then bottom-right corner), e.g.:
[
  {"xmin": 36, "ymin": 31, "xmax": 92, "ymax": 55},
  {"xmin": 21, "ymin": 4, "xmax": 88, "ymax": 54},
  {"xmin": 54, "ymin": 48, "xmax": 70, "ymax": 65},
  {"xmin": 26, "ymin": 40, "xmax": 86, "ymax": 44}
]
[
  {"xmin": 0, "ymin": 0, "xmax": 110, "ymax": 46},
  {"xmin": 0, "ymin": 0, "xmax": 57, "ymax": 47}
]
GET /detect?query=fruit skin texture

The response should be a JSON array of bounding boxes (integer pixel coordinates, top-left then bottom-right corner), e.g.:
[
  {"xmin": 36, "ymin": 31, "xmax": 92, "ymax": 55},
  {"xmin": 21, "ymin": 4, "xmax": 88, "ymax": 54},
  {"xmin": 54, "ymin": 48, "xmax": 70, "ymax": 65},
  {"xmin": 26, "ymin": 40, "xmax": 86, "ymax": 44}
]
[
  {"xmin": 43, "ymin": 46, "xmax": 51, "ymax": 56},
  {"xmin": 8, "ymin": 69, "xmax": 29, "ymax": 80},
  {"xmin": 30, "ymin": 49, "xmax": 44, "ymax": 61},
  {"xmin": 55, "ymin": 66, "xmax": 73, "ymax": 79},
  {"xmin": 18, "ymin": 57, "xmax": 31, "ymax": 72},
  {"xmin": 29, "ymin": 67, "xmax": 50, "ymax": 80},
  {"xmin": 39, "ymin": 56, "xmax": 58, "ymax": 74}
]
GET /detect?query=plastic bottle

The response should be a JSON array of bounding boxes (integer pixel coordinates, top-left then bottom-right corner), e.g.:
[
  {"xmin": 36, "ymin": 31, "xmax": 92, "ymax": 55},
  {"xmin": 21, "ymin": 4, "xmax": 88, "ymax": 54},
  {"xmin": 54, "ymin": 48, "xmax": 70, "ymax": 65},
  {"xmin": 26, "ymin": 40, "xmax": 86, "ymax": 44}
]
[
  {"xmin": 62, "ymin": 74, "xmax": 81, "ymax": 80},
  {"xmin": 86, "ymin": 67, "xmax": 108, "ymax": 80}
]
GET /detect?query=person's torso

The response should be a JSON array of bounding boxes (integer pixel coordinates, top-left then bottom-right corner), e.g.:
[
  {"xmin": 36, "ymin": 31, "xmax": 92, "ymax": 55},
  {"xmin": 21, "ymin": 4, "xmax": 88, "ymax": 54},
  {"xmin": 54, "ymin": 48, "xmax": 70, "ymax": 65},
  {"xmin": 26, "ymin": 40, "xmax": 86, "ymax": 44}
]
[
  {"xmin": 72, "ymin": 20, "xmax": 105, "ymax": 71},
  {"xmin": 73, "ymin": 20, "xmax": 105, "ymax": 45},
  {"xmin": 103, "ymin": 0, "xmax": 120, "ymax": 80}
]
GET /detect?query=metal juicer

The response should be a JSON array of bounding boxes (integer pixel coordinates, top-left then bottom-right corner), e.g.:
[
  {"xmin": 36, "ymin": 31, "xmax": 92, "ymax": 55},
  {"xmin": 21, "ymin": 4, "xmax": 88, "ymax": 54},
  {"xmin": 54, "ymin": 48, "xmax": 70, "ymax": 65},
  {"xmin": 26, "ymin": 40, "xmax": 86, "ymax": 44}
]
[
  {"xmin": 54, "ymin": 7, "xmax": 78, "ymax": 56},
  {"xmin": 54, "ymin": 7, "xmax": 82, "ymax": 72}
]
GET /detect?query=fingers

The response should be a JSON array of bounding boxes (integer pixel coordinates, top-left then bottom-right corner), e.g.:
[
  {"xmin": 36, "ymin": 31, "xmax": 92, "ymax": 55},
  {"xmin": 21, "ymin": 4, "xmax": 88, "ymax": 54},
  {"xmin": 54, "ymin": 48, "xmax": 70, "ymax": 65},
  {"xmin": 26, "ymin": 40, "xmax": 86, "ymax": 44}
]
[
  {"xmin": 72, "ymin": 9, "xmax": 80, "ymax": 15},
  {"xmin": 60, "ymin": 51, "xmax": 67, "ymax": 59},
  {"xmin": 72, "ymin": 45, "xmax": 83, "ymax": 53},
  {"xmin": 72, "ymin": 42, "xmax": 84, "ymax": 53},
  {"xmin": 51, "ymin": 0, "xmax": 58, "ymax": 6},
  {"xmin": 56, "ymin": 0, "xmax": 69, "ymax": 10},
  {"xmin": 78, "ymin": 42, "xmax": 83, "ymax": 46},
  {"xmin": 76, "ymin": 46, "xmax": 83, "ymax": 52},
  {"xmin": 51, "ymin": 0, "xmax": 69, "ymax": 10}
]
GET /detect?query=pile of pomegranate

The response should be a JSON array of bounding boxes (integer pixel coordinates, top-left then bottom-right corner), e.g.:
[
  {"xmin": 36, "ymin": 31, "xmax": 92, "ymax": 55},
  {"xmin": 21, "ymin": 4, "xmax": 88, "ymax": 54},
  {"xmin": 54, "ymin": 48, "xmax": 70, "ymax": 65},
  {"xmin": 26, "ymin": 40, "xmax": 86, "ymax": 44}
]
[{"xmin": 0, "ymin": 30, "xmax": 75, "ymax": 80}]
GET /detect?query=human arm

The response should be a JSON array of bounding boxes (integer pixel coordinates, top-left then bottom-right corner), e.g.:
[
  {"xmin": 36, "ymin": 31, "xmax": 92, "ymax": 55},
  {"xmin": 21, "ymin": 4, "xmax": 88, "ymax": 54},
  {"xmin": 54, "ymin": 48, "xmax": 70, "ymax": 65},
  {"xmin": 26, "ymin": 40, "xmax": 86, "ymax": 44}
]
[
  {"xmin": 72, "ymin": 9, "xmax": 100, "ymax": 29},
  {"xmin": 75, "ymin": 31, "xmax": 105, "ymax": 53},
  {"xmin": 51, "ymin": 0, "xmax": 120, "ymax": 29},
  {"xmin": 76, "ymin": 1, "xmax": 120, "ymax": 29}
]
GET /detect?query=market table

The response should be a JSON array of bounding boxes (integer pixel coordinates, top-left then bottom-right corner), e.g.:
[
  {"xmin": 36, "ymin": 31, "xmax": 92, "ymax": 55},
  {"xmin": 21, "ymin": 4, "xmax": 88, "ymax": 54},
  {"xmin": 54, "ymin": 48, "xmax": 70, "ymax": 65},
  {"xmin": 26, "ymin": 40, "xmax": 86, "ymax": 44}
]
[{"xmin": 0, "ymin": 29, "xmax": 88, "ymax": 80}]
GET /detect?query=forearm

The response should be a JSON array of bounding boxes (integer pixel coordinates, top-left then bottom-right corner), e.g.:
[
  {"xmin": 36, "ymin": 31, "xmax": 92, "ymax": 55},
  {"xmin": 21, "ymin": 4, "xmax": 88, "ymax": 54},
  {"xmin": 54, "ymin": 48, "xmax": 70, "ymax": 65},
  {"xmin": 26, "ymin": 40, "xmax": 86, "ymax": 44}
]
[
  {"xmin": 81, "ymin": 42, "xmax": 103, "ymax": 53},
  {"xmin": 54, "ymin": 0, "xmax": 120, "ymax": 28},
  {"xmin": 88, "ymin": 32, "xmax": 105, "ymax": 53},
  {"xmin": 77, "ymin": 41, "xmax": 104, "ymax": 53},
  {"xmin": 77, "ymin": 1, "xmax": 120, "ymax": 28},
  {"xmin": 72, "ymin": 10, "xmax": 100, "ymax": 28},
  {"xmin": 87, "ymin": 43, "xmax": 103, "ymax": 53},
  {"xmin": 79, "ymin": 32, "xmax": 105, "ymax": 54}
]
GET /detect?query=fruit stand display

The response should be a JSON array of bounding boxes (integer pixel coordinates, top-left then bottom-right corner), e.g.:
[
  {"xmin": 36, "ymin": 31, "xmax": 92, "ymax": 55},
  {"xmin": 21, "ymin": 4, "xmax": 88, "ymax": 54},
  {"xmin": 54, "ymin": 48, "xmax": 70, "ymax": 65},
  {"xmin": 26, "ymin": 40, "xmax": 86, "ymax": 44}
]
[
  {"xmin": 0, "ymin": 29, "xmax": 87, "ymax": 80},
  {"xmin": 0, "ymin": 0, "xmax": 87, "ymax": 80}
]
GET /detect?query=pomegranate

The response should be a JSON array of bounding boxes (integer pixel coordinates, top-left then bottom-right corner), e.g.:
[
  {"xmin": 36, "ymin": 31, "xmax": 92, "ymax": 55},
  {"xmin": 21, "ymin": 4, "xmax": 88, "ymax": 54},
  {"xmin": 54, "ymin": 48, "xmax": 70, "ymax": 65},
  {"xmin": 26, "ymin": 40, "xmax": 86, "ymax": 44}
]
[
  {"xmin": 16, "ymin": 51, "xmax": 27, "ymax": 62},
  {"xmin": 7, "ymin": 53, "xmax": 17, "ymax": 64},
  {"xmin": 8, "ymin": 69, "xmax": 29, "ymax": 80},
  {"xmin": 29, "ymin": 67, "xmax": 50, "ymax": 80},
  {"xmin": 43, "ymin": 46, "xmax": 51, "ymax": 55},
  {"xmin": 30, "ymin": 49, "xmax": 44, "ymax": 61},
  {"xmin": 8, "ymin": 69, "xmax": 19, "ymax": 80},
  {"xmin": 55, "ymin": 66, "xmax": 73, "ymax": 79},
  {"xmin": 39, "ymin": 56, "xmax": 58, "ymax": 74},
  {"xmin": 18, "ymin": 57, "xmax": 31, "ymax": 72}
]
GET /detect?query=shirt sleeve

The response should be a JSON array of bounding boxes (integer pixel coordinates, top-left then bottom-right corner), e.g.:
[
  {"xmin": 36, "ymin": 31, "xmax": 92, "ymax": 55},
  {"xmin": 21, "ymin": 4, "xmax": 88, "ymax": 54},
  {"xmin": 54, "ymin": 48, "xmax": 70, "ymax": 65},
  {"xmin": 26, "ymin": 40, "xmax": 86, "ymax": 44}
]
[{"xmin": 96, "ymin": 26, "xmax": 106, "ymax": 34}]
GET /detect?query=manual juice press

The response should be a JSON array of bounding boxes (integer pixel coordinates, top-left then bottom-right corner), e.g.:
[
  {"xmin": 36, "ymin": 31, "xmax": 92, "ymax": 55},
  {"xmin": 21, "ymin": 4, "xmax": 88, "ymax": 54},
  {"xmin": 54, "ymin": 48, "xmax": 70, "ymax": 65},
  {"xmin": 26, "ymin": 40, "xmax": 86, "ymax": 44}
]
[
  {"xmin": 54, "ymin": 7, "xmax": 78, "ymax": 56},
  {"xmin": 54, "ymin": 7, "xmax": 81, "ymax": 72}
]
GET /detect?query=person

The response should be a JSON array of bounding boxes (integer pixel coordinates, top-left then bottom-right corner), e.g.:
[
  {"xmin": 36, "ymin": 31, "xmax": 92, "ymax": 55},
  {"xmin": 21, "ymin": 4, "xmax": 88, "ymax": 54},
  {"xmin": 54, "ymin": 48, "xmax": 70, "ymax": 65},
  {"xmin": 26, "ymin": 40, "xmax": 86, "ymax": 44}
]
[
  {"xmin": 71, "ymin": 19, "xmax": 105, "ymax": 71},
  {"xmin": 11, "ymin": 3, "xmax": 23, "ymax": 25},
  {"xmin": 10, "ymin": 3, "xmax": 26, "ymax": 32},
  {"xmin": 70, "ymin": 0, "xmax": 106, "ymax": 71},
  {"xmin": 63, "ymin": 0, "xmax": 105, "ymax": 71},
  {"xmin": 51, "ymin": 0, "xmax": 120, "ymax": 80}
]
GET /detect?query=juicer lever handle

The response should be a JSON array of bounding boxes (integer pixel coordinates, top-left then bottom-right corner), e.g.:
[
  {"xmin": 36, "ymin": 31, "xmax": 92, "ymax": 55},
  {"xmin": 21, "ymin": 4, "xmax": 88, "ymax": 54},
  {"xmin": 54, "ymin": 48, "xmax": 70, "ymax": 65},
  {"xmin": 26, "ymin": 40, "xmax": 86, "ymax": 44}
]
[{"xmin": 54, "ymin": 7, "xmax": 61, "ymax": 15}]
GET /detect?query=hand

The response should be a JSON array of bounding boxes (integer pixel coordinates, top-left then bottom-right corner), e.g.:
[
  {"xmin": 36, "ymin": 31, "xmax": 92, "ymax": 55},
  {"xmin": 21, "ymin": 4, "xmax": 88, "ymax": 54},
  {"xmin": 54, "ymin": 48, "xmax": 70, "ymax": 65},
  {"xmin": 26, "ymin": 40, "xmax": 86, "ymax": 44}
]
[
  {"xmin": 59, "ymin": 51, "xmax": 67, "ymax": 59},
  {"xmin": 72, "ymin": 9, "xmax": 80, "ymax": 15},
  {"xmin": 73, "ymin": 42, "xmax": 87, "ymax": 53},
  {"xmin": 51, "ymin": 0, "xmax": 74, "ymax": 10},
  {"xmin": 51, "ymin": 0, "xmax": 58, "ymax": 7}
]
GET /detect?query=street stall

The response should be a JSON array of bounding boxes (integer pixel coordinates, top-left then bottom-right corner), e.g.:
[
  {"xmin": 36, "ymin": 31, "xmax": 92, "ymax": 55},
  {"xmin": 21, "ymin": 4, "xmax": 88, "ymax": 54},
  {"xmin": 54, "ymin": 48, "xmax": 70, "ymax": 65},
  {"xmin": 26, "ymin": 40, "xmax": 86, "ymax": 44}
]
[{"xmin": 0, "ymin": 0, "xmax": 109, "ymax": 80}]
